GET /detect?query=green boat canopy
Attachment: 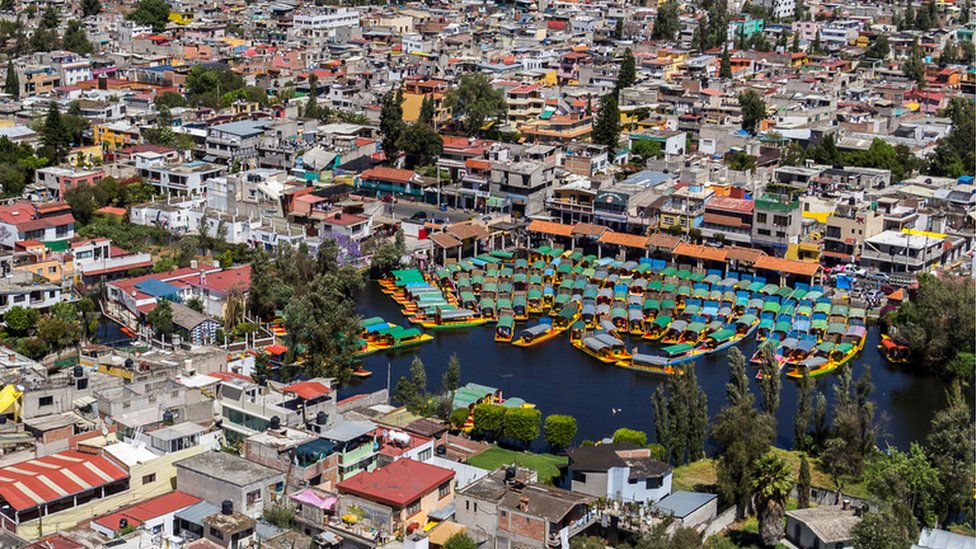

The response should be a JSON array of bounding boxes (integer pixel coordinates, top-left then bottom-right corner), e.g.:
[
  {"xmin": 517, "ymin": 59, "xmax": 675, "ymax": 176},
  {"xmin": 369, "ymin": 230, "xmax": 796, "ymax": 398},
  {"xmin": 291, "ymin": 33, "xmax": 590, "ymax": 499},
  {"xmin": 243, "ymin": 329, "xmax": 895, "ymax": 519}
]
[{"xmin": 662, "ymin": 343, "xmax": 694, "ymax": 355}]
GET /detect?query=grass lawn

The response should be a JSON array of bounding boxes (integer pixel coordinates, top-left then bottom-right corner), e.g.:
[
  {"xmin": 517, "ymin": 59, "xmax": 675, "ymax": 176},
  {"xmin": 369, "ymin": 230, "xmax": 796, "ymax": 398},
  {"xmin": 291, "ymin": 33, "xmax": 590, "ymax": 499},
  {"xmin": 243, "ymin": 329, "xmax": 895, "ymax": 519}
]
[
  {"xmin": 672, "ymin": 448, "xmax": 869, "ymax": 500},
  {"xmin": 466, "ymin": 446, "xmax": 567, "ymax": 484}
]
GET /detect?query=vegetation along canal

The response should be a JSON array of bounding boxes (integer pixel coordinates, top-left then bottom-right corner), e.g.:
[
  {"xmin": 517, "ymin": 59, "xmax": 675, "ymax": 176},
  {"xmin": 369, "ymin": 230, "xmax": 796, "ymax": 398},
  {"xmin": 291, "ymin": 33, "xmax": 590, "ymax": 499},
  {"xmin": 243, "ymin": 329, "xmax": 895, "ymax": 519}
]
[{"xmin": 347, "ymin": 281, "xmax": 949, "ymax": 450}]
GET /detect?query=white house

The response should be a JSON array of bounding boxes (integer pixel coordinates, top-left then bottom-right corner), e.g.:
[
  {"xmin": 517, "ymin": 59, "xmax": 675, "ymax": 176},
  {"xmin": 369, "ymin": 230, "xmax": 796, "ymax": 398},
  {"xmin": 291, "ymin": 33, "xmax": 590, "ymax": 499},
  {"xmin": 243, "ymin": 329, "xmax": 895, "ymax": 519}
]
[
  {"xmin": 565, "ymin": 444, "xmax": 672, "ymax": 504},
  {"xmin": 135, "ymin": 152, "xmax": 225, "ymax": 196}
]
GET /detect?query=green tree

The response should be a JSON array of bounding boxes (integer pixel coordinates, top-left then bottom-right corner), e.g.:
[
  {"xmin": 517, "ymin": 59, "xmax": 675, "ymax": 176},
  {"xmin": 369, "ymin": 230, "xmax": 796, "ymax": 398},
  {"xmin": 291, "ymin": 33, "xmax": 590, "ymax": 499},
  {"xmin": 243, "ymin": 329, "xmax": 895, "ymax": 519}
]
[
  {"xmin": 418, "ymin": 95, "xmax": 435, "ymax": 127},
  {"xmin": 443, "ymin": 72, "xmax": 507, "ymax": 137},
  {"xmin": 925, "ymin": 382, "xmax": 975, "ymax": 521},
  {"xmin": 592, "ymin": 92, "xmax": 620, "ymax": 149},
  {"xmin": 612, "ymin": 427, "xmax": 647, "ymax": 446},
  {"xmin": 757, "ymin": 352, "xmax": 780, "ymax": 417},
  {"xmin": 40, "ymin": 102, "xmax": 69, "ymax": 160},
  {"xmin": 148, "ymin": 300, "xmax": 174, "ymax": 338},
  {"xmin": 791, "ymin": 32, "xmax": 800, "ymax": 53},
  {"xmin": 616, "ymin": 48, "xmax": 638, "ymax": 91},
  {"xmin": 443, "ymin": 532, "xmax": 478, "ymax": 549},
  {"xmin": 473, "ymin": 404, "xmax": 506, "ymax": 439},
  {"xmin": 393, "ymin": 355, "xmax": 428, "ymax": 412},
  {"xmin": 961, "ymin": 40, "xmax": 975, "ymax": 63},
  {"xmin": 737, "ymin": 89, "xmax": 766, "ymax": 135},
  {"xmin": 379, "ymin": 87, "xmax": 404, "ymax": 164},
  {"xmin": 631, "ymin": 139, "xmax": 661, "ymax": 163},
  {"xmin": 865, "ymin": 443, "xmax": 941, "ymax": 527},
  {"xmin": 4, "ymin": 61, "xmax": 17, "ymax": 100},
  {"xmin": 303, "ymin": 73, "xmax": 321, "ymax": 119},
  {"xmin": 926, "ymin": 98, "xmax": 975, "ymax": 178},
  {"xmin": 155, "ymin": 91, "xmax": 186, "ymax": 109},
  {"xmin": 752, "ymin": 452, "xmax": 794, "ymax": 546},
  {"xmin": 39, "ymin": 6, "xmax": 59, "ymax": 29},
  {"xmin": 62, "ymin": 20, "xmax": 93, "ymax": 55},
  {"xmin": 37, "ymin": 315, "xmax": 79, "ymax": 352},
  {"xmin": 442, "ymin": 353, "xmax": 461, "ymax": 393},
  {"xmin": 81, "ymin": 0, "xmax": 102, "ymax": 17},
  {"xmin": 866, "ymin": 35, "xmax": 890, "ymax": 59},
  {"xmin": 652, "ymin": 1, "xmax": 680, "ymax": 40},
  {"xmin": 652, "ymin": 363, "xmax": 708, "ymax": 465},
  {"xmin": 888, "ymin": 274, "xmax": 975, "ymax": 375},
  {"xmin": 4, "ymin": 306, "xmax": 38, "ymax": 335},
  {"xmin": 503, "ymin": 407, "xmax": 541, "ymax": 446},
  {"xmin": 127, "ymin": 0, "xmax": 170, "ymax": 32},
  {"xmin": 185, "ymin": 296, "xmax": 204, "ymax": 313},
  {"xmin": 397, "ymin": 121, "xmax": 442, "ymax": 169},
  {"xmin": 810, "ymin": 134, "xmax": 842, "ymax": 165},
  {"xmin": 851, "ymin": 506, "xmax": 916, "ymax": 549},
  {"xmin": 544, "ymin": 414, "xmax": 577, "ymax": 449},
  {"xmin": 902, "ymin": 44, "xmax": 927, "ymax": 87},
  {"xmin": 719, "ymin": 45, "xmax": 732, "ymax": 78},
  {"xmin": 793, "ymin": 369, "xmax": 814, "ymax": 450},
  {"xmin": 712, "ymin": 348, "xmax": 775, "ymax": 519},
  {"xmin": 797, "ymin": 454, "xmax": 811, "ymax": 508},
  {"xmin": 449, "ymin": 407, "xmax": 470, "ymax": 429},
  {"xmin": 64, "ymin": 185, "xmax": 98, "ymax": 225}
]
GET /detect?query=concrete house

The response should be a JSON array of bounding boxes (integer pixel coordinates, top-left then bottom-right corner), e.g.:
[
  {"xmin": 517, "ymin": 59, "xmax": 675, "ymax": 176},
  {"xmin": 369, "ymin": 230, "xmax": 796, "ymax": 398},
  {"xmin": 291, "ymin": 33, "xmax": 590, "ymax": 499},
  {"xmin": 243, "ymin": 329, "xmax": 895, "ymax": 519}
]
[
  {"xmin": 336, "ymin": 458, "xmax": 455, "ymax": 536},
  {"xmin": 174, "ymin": 452, "xmax": 285, "ymax": 519},
  {"xmin": 785, "ymin": 505, "xmax": 862, "ymax": 549},
  {"xmin": 565, "ymin": 443, "xmax": 672, "ymax": 504}
]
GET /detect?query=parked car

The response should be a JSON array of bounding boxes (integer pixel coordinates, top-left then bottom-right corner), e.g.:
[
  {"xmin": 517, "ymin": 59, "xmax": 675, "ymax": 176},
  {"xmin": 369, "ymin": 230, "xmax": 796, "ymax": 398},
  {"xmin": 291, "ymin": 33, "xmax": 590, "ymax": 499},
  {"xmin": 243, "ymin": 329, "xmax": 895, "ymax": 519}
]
[
  {"xmin": 870, "ymin": 272, "xmax": 891, "ymax": 282},
  {"xmin": 410, "ymin": 212, "xmax": 428, "ymax": 221}
]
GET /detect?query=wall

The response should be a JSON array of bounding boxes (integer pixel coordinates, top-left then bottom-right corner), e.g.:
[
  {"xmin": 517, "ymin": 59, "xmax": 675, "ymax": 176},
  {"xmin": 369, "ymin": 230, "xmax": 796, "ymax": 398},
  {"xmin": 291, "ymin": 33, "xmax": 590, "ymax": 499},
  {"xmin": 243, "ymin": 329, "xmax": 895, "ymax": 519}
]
[
  {"xmin": 607, "ymin": 468, "xmax": 671, "ymax": 504},
  {"xmin": 455, "ymin": 493, "xmax": 498, "ymax": 545},
  {"xmin": 569, "ymin": 469, "xmax": 608, "ymax": 499},
  {"xmin": 497, "ymin": 506, "xmax": 547, "ymax": 548},
  {"xmin": 176, "ymin": 464, "xmax": 284, "ymax": 519}
]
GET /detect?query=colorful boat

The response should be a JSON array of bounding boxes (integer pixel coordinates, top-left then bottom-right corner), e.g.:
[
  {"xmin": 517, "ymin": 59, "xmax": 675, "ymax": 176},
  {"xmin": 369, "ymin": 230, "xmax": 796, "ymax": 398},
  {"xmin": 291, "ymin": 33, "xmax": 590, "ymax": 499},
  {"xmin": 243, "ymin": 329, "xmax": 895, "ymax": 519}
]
[
  {"xmin": 878, "ymin": 334, "xmax": 910, "ymax": 364},
  {"xmin": 643, "ymin": 315, "xmax": 673, "ymax": 341},
  {"xmin": 494, "ymin": 313, "xmax": 515, "ymax": 343},
  {"xmin": 420, "ymin": 309, "xmax": 488, "ymax": 330},
  {"xmin": 512, "ymin": 321, "xmax": 560, "ymax": 347}
]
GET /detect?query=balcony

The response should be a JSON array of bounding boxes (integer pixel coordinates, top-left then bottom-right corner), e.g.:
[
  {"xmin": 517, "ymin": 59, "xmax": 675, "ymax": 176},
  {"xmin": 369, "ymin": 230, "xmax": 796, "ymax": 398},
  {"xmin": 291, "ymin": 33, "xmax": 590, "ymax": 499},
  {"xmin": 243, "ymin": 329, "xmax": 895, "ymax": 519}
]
[
  {"xmin": 549, "ymin": 199, "xmax": 593, "ymax": 214},
  {"xmin": 548, "ymin": 509, "xmax": 598, "ymax": 547}
]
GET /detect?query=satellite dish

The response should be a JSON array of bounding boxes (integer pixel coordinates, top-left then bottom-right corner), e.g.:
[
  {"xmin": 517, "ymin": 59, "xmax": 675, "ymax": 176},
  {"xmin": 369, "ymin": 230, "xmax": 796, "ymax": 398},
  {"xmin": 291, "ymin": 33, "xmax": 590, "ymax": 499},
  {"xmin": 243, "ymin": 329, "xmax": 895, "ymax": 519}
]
[{"xmin": 101, "ymin": 425, "xmax": 109, "ymax": 437}]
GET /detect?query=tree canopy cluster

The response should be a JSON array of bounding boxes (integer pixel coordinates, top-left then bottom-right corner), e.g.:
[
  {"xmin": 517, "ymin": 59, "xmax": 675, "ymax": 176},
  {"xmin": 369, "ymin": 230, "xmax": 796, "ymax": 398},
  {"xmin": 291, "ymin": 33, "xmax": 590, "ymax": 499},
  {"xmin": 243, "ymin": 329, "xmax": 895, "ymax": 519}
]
[{"xmin": 2, "ymin": 299, "xmax": 98, "ymax": 360}]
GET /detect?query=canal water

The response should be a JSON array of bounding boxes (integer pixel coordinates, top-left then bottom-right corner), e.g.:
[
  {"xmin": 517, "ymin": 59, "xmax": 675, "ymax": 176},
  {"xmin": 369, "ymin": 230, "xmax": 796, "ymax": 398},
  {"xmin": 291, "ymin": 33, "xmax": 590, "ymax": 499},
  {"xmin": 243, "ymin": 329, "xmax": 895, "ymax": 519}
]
[{"xmin": 349, "ymin": 282, "xmax": 948, "ymax": 450}]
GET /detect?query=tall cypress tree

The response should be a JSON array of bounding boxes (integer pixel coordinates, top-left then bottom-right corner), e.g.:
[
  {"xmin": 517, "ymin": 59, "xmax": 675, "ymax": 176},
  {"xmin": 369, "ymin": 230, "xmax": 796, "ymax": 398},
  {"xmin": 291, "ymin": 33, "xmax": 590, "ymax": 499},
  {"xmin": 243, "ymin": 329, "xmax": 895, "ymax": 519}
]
[
  {"xmin": 418, "ymin": 95, "xmax": 435, "ymax": 127},
  {"xmin": 719, "ymin": 44, "xmax": 733, "ymax": 78},
  {"xmin": 379, "ymin": 86, "xmax": 404, "ymax": 165},
  {"xmin": 591, "ymin": 93, "xmax": 620, "ymax": 150},
  {"xmin": 616, "ymin": 48, "xmax": 637, "ymax": 92},
  {"xmin": 4, "ymin": 61, "xmax": 18, "ymax": 100}
]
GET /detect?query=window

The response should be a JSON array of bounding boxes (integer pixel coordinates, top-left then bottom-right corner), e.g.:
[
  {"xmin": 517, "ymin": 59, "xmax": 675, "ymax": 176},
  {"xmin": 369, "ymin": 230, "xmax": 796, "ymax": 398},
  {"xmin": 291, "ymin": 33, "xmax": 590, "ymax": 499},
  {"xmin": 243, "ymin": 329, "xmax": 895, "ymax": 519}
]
[
  {"xmin": 572, "ymin": 470, "xmax": 587, "ymax": 482},
  {"xmin": 646, "ymin": 476, "xmax": 663, "ymax": 489},
  {"xmin": 773, "ymin": 215, "xmax": 790, "ymax": 227},
  {"xmin": 38, "ymin": 396, "xmax": 53, "ymax": 407},
  {"xmin": 756, "ymin": 213, "xmax": 768, "ymax": 224},
  {"xmin": 209, "ymin": 527, "xmax": 224, "ymax": 540},
  {"xmin": 246, "ymin": 489, "xmax": 262, "ymax": 506},
  {"xmin": 405, "ymin": 500, "xmax": 421, "ymax": 517},
  {"xmin": 418, "ymin": 448, "xmax": 432, "ymax": 462},
  {"xmin": 438, "ymin": 481, "xmax": 451, "ymax": 499},
  {"xmin": 142, "ymin": 473, "xmax": 156, "ymax": 485}
]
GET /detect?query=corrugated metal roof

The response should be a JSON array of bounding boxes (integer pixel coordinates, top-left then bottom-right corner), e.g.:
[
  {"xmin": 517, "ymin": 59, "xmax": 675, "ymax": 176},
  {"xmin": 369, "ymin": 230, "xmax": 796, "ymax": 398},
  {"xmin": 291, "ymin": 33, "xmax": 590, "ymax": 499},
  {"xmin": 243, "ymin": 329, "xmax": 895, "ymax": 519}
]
[{"xmin": 0, "ymin": 450, "xmax": 128, "ymax": 511}]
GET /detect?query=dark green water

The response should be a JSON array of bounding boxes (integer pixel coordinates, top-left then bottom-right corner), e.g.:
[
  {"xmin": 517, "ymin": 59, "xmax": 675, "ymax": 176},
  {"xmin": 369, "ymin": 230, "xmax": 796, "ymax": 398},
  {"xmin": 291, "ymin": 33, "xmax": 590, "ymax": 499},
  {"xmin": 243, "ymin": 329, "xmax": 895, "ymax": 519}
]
[{"xmin": 349, "ymin": 282, "xmax": 949, "ymax": 449}]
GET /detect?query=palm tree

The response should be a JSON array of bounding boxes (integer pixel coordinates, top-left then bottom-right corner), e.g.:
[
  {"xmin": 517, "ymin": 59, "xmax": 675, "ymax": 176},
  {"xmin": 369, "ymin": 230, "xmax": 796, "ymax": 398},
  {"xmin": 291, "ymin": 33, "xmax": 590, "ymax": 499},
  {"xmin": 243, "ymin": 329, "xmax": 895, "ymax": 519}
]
[{"xmin": 752, "ymin": 452, "xmax": 794, "ymax": 546}]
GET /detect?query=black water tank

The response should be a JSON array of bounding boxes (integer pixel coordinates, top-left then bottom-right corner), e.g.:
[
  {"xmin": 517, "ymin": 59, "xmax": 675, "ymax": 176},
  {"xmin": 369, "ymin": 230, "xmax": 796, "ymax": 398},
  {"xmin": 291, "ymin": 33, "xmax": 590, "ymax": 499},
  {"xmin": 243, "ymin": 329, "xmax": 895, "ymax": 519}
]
[
  {"xmin": 162, "ymin": 410, "xmax": 175, "ymax": 424},
  {"xmin": 256, "ymin": 374, "xmax": 268, "ymax": 386},
  {"xmin": 221, "ymin": 500, "xmax": 233, "ymax": 515},
  {"xmin": 269, "ymin": 416, "xmax": 281, "ymax": 430},
  {"xmin": 119, "ymin": 518, "xmax": 128, "ymax": 530},
  {"xmin": 0, "ymin": 415, "xmax": 7, "ymax": 425},
  {"xmin": 505, "ymin": 466, "xmax": 516, "ymax": 480},
  {"xmin": 436, "ymin": 444, "xmax": 446, "ymax": 455},
  {"xmin": 124, "ymin": 358, "xmax": 134, "ymax": 370},
  {"xmin": 316, "ymin": 411, "xmax": 328, "ymax": 425},
  {"xmin": 76, "ymin": 377, "xmax": 88, "ymax": 390},
  {"xmin": 73, "ymin": 365, "xmax": 83, "ymax": 378}
]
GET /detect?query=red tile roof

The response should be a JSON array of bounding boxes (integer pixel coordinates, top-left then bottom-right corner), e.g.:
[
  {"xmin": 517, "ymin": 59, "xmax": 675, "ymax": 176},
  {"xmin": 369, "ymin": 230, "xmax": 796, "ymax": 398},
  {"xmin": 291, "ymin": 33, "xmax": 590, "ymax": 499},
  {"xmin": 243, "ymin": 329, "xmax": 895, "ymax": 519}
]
[
  {"xmin": 706, "ymin": 196, "xmax": 753, "ymax": 214},
  {"xmin": 281, "ymin": 381, "xmax": 331, "ymax": 400},
  {"xmin": 598, "ymin": 231, "xmax": 649, "ymax": 249},
  {"xmin": 93, "ymin": 491, "xmax": 201, "ymax": 533},
  {"xmin": 754, "ymin": 256, "xmax": 822, "ymax": 277},
  {"xmin": 0, "ymin": 450, "xmax": 129, "ymax": 511},
  {"xmin": 338, "ymin": 459, "xmax": 454, "ymax": 508},
  {"xmin": 360, "ymin": 167, "xmax": 417, "ymax": 184},
  {"xmin": 526, "ymin": 219, "xmax": 574, "ymax": 238},
  {"xmin": 673, "ymin": 242, "xmax": 729, "ymax": 263},
  {"xmin": 190, "ymin": 265, "xmax": 251, "ymax": 294},
  {"xmin": 21, "ymin": 534, "xmax": 86, "ymax": 549}
]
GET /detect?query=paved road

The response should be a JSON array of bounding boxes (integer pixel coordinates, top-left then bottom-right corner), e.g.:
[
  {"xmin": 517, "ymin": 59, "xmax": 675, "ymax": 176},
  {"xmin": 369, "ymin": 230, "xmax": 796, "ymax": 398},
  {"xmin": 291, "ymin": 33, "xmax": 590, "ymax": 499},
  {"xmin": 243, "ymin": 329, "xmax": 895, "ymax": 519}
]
[{"xmin": 382, "ymin": 200, "xmax": 477, "ymax": 224}]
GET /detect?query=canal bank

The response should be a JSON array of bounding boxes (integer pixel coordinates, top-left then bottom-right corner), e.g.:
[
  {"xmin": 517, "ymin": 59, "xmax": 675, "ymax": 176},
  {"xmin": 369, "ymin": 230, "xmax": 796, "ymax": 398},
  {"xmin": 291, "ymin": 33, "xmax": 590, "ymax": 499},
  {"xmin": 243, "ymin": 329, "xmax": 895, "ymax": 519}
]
[{"xmin": 349, "ymin": 281, "xmax": 949, "ymax": 450}]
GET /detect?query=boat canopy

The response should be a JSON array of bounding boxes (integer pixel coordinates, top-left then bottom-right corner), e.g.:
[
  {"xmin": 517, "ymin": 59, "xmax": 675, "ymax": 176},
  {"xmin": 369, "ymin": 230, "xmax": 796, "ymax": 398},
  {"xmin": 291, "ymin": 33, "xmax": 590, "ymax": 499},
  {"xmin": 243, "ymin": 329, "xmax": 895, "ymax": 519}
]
[
  {"xmin": 685, "ymin": 321, "xmax": 706, "ymax": 333},
  {"xmin": 520, "ymin": 325, "xmax": 551, "ymax": 338},
  {"xmin": 360, "ymin": 317, "xmax": 386, "ymax": 327},
  {"xmin": 844, "ymin": 326, "xmax": 867, "ymax": 338},
  {"xmin": 594, "ymin": 333, "xmax": 625, "ymax": 347},
  {"xmin": 707, "ymin": 329, "xmax": 735, "ymax": 343},
  {"xmin": 662, "ymin": 343, "xmax": 694, "ymax": 355},
  {"xmin": 833, "ymin": 342, "xmax": 855, "ymax": 354},
  {"xmin": 582, "ymin": 337, "xmax": 610, "ymax": 352},
  {"xmin": 653, "ymin": 315, "xmax": 673, "ymax": 328},
  {"xmin": 668, "ymin": 320, "xmax": 689, "ymax": 332},
  {"xmin": 827, "ymin": 322, "xmax": 847, "ymax": 335},
  {"xmin": 737, "ymin": 314, "xmax": 759, "ymax": 327}
]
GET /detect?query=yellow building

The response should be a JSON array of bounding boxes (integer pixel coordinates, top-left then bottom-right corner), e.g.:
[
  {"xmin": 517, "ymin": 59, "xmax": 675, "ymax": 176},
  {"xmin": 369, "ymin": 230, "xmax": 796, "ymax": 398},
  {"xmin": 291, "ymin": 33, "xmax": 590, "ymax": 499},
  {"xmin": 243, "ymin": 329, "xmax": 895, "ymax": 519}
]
[
  {"xmin": 13, "ymin": 241, "xmax": 72, "ymax": 283},
  {"xmin": 169, "ymin": 11, "xmax": 193, "ymax": 24},
  {"xmin": 93, "ymin": 122, "xmax": 140, "ymax": 151},
  {"xmin": 66, "ymin": 145, "xmax": 103, "ymax": 168}
]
